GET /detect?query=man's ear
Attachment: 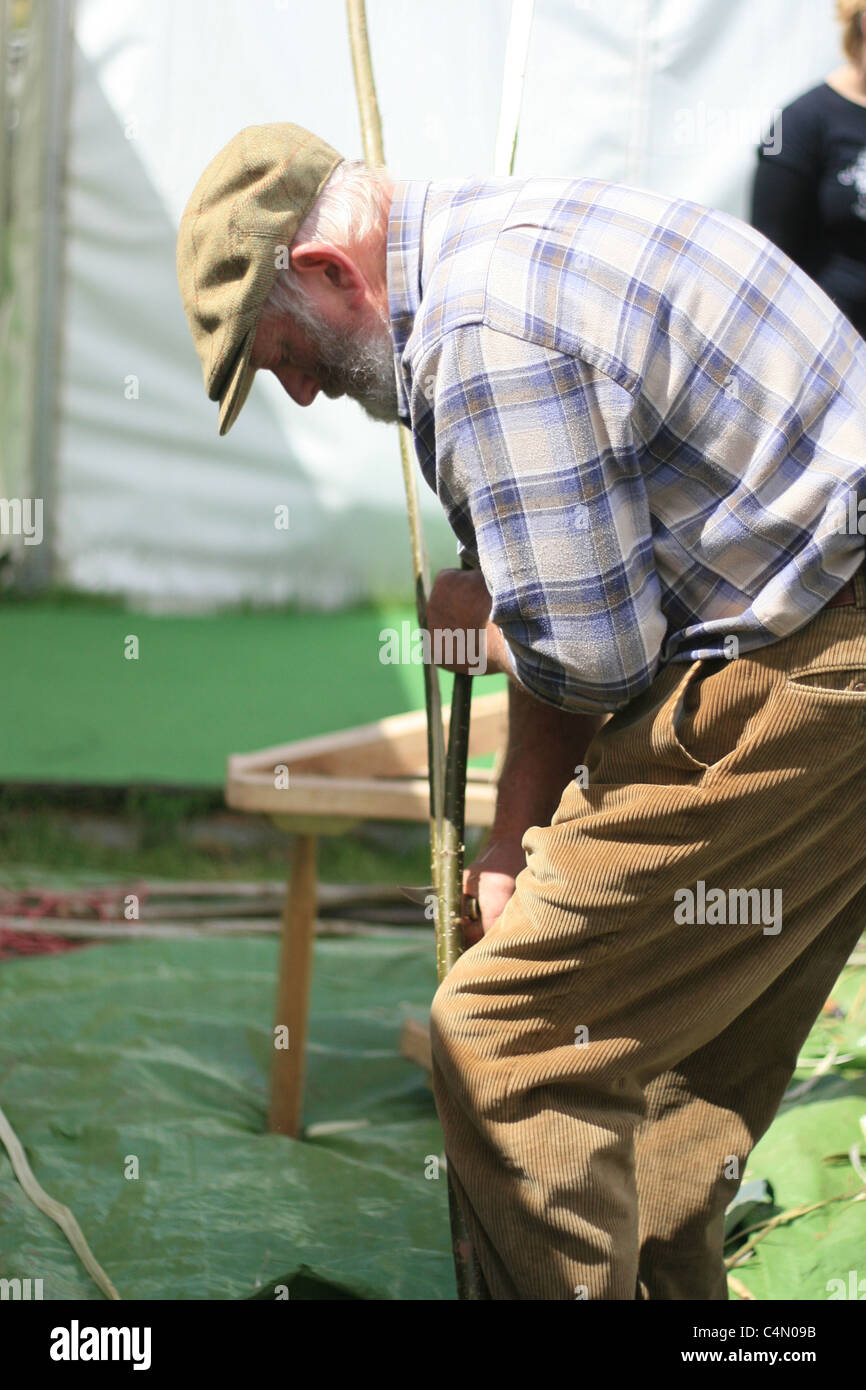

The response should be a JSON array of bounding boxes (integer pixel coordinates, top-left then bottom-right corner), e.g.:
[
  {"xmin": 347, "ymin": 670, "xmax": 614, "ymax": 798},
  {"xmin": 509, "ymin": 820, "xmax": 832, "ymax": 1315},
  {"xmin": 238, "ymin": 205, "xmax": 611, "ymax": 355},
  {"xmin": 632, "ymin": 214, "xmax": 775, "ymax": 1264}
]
[{"xmin": 290, "ymin": 242, "xmax": 365, "ymax": 303}]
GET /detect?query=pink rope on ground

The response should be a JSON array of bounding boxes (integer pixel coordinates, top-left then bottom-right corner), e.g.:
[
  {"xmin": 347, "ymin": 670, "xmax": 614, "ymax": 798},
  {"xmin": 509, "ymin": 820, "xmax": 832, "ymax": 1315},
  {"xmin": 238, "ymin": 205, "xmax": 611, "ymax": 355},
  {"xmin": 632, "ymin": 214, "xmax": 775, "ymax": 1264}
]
[{"xmin": 0, "ymin": 882, "xmax": 152, "ymax": 959}]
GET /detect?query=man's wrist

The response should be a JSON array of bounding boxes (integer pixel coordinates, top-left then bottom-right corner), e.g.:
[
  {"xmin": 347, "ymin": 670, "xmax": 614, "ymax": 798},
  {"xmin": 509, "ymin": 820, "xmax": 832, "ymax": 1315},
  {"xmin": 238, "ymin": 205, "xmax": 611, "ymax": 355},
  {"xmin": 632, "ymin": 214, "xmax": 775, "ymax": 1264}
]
[{"xmin": 481, "ymin": 619, "xmax": 511, "ymax": 677}]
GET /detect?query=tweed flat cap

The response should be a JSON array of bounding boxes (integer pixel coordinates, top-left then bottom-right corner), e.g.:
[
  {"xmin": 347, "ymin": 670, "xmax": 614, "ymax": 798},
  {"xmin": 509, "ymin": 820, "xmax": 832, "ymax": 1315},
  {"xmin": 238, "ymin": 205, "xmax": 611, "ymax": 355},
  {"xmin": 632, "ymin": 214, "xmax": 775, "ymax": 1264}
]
[{"xmin": 177, "ymin": 123, "xmax": 343, "ymax": 435}]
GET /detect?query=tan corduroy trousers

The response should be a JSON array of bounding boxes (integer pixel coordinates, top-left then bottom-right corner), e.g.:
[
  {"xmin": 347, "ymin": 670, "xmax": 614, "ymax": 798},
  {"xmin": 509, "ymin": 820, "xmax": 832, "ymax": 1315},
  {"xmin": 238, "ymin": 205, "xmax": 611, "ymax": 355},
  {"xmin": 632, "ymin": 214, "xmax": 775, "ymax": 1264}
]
[{"xmin": 430, "ymin": 563, "xmax": 866, "ymax": 1300}]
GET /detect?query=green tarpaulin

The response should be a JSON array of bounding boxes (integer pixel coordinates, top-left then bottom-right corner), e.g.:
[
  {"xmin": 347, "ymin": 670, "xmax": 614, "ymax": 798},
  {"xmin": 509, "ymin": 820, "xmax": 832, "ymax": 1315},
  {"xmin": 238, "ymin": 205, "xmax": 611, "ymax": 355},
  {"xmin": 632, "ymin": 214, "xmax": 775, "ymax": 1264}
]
[{"xmin": 0, "ymin": 934, "xmax": 863, "ymax": 1300}]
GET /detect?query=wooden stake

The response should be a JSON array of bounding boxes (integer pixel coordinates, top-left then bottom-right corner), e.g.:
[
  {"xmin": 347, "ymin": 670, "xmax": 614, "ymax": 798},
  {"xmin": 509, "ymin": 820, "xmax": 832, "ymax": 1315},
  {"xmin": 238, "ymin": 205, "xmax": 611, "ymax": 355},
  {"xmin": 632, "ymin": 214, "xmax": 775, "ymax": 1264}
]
[
  {"xmin": 267, "ymin": 834, "xmax": 317, "ymax": 1138},
  {"xmin": 345, "ymin": 0, "xmax": 446, "ymax": 897},
  {"xmin": 344, "ymin": 0, "xmax": 489, "ymax": 1300}
]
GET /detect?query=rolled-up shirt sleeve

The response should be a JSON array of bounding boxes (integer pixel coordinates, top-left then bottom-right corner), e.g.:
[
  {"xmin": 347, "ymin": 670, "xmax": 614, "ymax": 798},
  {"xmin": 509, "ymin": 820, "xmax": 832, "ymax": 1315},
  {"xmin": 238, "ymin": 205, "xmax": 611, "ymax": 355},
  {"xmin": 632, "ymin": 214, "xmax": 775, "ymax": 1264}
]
[{"xmin": 409, "ymin": 323, "xmax": 667, "ymax": 714}]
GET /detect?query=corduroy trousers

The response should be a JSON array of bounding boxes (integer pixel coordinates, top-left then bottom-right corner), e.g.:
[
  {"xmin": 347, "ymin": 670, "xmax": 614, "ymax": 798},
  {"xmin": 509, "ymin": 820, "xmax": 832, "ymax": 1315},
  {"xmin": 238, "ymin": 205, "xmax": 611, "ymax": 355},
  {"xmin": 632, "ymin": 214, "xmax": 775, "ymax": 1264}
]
[{"xmin": 430, "ymin": 563, "xmax": 866, "ymax": 1299}]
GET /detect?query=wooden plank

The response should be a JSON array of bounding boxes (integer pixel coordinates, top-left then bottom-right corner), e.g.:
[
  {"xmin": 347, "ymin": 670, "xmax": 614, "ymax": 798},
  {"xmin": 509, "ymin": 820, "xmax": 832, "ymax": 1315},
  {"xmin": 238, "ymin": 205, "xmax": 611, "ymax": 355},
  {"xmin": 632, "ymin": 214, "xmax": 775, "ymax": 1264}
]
[
  {"xmin": 0, "ymin": 881, "xmax": 414, "ymax": 912},
  {"xmin": 227, "ymin": 771, "xmax": 498, "ymax": 824},
  {"xmin": 0, "ymin": 915, "xmax": 422, "ymax": 941},
  {"xmin": 399, "ymin": 1017, "xmax": 433, "ymax": 1076},
  {"xmin": 229, "ymin": 705, "xmax": 430, "ymax": 779},
  {"xmin": 227, "ymin": 690, "xmax": 507, "ymax": 781},
  {"xmin": 141, "ymin": 880, "xmax": 411, "ymax": 905},
  {"xmin": 140, "ymin": 880, "xmax": 399, "ymax": 900}
]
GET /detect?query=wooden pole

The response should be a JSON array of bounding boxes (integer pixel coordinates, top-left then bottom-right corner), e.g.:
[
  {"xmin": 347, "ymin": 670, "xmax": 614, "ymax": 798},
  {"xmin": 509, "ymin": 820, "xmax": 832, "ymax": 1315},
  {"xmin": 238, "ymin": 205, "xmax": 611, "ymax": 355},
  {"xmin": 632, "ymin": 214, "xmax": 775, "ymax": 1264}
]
[
  {"xmin": 345, "ymin": 0, "xmax": 447, "ymax": 909},
  {"xmin": 268, "ymin": 834, "xmax": 317, "ymax": 1137},
  {"xmin": 494, "ymin": 0, "xmax": 536, "ymax": 178},
  {"xmin": 440, "ymin": 561, "xmax": 474, "ymax": 975},
  {"xmin": 344, "ymin": 0, "xmax": 488, "ymax": 1299}
]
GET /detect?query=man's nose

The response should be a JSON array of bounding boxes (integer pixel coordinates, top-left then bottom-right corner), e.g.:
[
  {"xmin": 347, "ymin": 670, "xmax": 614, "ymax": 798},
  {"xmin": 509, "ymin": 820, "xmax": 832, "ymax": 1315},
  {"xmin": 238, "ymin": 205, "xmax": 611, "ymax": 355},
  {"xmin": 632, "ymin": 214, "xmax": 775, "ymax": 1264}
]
[{"xmin": 274, "ymin": 363, "xmax": 319, "ymax": 406}]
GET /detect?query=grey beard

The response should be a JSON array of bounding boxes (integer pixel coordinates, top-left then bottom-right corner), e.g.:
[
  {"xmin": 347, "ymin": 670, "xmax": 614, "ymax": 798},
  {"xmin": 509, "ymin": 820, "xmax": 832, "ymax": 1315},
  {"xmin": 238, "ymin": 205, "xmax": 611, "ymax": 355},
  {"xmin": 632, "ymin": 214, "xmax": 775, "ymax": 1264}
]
[{"xmin": 283, "ymin": 293, "xmax": 401, "ymax": 424}]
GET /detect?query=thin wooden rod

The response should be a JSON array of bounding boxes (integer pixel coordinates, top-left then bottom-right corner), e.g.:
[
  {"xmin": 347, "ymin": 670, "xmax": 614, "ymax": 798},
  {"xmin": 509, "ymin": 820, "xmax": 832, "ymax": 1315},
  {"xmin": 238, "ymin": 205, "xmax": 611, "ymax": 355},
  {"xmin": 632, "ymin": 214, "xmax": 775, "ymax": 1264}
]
[{"xmin": 344, "ymin": 0, "xmax": 487, "ymax": 1301}]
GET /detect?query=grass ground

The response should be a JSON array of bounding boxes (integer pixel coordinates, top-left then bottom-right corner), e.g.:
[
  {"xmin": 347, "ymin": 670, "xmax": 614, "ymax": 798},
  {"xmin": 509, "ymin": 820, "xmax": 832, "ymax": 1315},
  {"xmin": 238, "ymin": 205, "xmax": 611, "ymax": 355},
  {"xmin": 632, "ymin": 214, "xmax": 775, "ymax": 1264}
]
[{"xmin": 0, "ymin": 785, "xmax": 446, "ymax": 888}]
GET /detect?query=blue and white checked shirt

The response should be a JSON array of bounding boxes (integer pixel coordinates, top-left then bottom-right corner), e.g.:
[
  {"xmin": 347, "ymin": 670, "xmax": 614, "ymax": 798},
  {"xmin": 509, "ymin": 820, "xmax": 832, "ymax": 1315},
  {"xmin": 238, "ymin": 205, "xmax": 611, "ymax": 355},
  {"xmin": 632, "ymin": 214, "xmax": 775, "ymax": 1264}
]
[{"xmin": 386, "ymin": 176, "xmax": 866, "ymax": 714}]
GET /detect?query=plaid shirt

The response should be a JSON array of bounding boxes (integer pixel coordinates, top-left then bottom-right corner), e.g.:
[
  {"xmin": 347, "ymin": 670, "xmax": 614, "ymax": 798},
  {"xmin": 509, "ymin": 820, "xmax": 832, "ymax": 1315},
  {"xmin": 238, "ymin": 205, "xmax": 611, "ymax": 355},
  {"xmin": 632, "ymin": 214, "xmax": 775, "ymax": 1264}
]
[{"xmin": 386, "ymin": 176, "xmax": 866, "ymax": 714}]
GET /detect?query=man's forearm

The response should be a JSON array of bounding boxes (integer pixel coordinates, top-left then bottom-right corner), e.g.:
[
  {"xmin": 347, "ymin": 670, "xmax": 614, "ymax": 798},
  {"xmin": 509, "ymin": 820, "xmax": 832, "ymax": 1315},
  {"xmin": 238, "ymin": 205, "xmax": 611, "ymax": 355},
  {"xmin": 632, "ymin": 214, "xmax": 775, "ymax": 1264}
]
[{"xmin": 491, "ymin": 681, "xmax": 605, "ymax": 841}]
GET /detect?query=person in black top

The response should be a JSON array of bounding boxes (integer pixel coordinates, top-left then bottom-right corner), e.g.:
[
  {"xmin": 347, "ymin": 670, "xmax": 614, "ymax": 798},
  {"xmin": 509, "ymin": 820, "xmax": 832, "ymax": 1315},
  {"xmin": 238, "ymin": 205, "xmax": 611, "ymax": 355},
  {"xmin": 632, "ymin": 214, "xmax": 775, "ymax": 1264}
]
[{"xmin": 752, "ymin": 2, "xmax": 866, "ymax": 338}]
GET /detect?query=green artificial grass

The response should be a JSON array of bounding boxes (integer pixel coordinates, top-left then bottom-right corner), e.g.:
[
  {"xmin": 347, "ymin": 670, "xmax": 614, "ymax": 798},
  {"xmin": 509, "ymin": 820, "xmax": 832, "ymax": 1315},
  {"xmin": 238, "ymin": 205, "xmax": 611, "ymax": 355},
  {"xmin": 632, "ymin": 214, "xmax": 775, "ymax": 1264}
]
[{"xmin": 0, "ymin": 595, "xmax": 504, "ymax": 787}]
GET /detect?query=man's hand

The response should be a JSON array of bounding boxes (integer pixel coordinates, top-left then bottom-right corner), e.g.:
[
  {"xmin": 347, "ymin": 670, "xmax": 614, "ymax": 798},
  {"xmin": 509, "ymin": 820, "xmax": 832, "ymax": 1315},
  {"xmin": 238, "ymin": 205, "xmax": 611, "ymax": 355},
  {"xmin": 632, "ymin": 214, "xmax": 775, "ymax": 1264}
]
[
  {"xmin": 460, "ymin": 834, "xmax": 526, "ymax": 947},
  {"xmin": 425, "ymin": 567, "xmax": 510, "ymax": 677}
]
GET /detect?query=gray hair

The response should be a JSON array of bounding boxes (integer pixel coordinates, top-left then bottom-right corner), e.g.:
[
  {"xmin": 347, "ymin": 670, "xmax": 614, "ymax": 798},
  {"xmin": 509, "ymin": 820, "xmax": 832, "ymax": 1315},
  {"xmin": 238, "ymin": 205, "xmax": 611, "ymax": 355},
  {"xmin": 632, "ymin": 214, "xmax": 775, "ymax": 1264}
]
[{"xmin": 262, "ymin": 159, "xmax": 392, "ymax": 319}]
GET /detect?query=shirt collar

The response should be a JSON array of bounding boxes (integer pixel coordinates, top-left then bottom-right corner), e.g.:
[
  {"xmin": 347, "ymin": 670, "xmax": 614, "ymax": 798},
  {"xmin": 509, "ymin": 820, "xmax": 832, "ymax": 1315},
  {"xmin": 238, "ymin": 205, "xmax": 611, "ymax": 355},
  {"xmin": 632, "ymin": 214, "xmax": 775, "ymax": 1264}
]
[{"xmin": 387, "ymin": 178, "xmax": 431, "ymax": 422}]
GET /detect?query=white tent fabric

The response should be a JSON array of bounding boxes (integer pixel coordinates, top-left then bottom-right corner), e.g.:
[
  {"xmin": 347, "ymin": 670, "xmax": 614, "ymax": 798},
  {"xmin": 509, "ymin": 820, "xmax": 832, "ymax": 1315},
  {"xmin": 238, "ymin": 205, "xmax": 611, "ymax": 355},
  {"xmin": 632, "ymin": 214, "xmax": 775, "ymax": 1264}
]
[{"xmin": 36, "ymin": 1, "xmax": 850, "ymax": 606}]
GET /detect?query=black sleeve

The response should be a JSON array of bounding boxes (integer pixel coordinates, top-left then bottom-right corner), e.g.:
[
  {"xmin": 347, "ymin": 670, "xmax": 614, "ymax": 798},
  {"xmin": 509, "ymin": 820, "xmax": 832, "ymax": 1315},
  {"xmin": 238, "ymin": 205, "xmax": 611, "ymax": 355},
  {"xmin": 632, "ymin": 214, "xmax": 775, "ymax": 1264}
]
[
  {"xmin": 751, "ymin": 157, "xmax": 822, "ymax": 275},
  {"xmin": 750, "ymin": 95, "xmax": 823, "ymax": 277}
]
